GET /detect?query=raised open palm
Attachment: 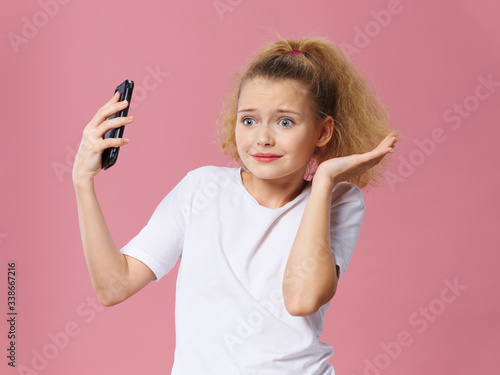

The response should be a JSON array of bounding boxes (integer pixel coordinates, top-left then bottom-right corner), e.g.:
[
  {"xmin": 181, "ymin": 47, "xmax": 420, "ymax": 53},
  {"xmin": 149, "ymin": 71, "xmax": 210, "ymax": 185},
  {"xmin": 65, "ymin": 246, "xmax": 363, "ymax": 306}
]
[{"xmin": 316, "ymin": 132, "xmax": 398, "ymax": 185}]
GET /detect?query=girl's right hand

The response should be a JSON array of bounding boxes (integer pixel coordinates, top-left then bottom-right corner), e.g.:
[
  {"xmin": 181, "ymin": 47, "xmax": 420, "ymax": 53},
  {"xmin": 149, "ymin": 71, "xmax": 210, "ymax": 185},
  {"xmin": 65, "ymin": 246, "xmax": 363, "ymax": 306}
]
[{"xmin": 72, "ymin": 91, "xmax": 135, "ymax": 185}]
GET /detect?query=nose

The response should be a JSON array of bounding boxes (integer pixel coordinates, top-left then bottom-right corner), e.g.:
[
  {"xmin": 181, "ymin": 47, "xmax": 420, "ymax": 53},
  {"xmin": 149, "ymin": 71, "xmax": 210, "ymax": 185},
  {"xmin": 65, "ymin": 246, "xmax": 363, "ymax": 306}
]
[{"xmin": 256, "ymin": 123, "xmax": 275, "ymax": 147}]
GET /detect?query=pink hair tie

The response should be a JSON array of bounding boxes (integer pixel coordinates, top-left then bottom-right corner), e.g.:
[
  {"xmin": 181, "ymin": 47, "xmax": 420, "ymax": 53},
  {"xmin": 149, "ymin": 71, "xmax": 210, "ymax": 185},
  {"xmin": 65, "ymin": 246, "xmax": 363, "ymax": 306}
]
[{"xmin": 288, "ymin": 49, "xmax": 302, "ymax": 55}]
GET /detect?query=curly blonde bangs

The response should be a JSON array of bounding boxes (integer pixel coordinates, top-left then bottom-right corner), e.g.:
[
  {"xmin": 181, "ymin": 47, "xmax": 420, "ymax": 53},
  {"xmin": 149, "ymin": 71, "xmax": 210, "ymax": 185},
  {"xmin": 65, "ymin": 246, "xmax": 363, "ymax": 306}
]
[{"xmin": 215, "ymin": 34, "xmax": 399, "ymax": 190}]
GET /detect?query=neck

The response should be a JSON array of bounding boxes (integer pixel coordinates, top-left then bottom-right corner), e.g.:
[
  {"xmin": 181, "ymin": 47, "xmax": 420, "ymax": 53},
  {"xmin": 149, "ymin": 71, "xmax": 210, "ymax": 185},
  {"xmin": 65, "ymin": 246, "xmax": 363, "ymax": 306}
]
[{"xmin": 240, "ymin": 168, "xmax": 310, "ymax": 209}]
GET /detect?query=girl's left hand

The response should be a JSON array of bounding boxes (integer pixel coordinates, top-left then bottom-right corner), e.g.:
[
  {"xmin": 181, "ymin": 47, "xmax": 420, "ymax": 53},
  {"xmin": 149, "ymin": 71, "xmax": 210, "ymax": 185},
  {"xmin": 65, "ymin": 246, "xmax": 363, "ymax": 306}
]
[{"xmin": 315, "ymin": 132, "xmax": 398, "ymax": 185}]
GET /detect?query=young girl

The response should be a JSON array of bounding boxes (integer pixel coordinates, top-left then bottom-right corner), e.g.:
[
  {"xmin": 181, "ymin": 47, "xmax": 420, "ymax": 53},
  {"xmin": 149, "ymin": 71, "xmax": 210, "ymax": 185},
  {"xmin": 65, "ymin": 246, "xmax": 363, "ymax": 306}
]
[{"xmin": 73, "ymin": 36, "xmax": 398, "ymax": 374}]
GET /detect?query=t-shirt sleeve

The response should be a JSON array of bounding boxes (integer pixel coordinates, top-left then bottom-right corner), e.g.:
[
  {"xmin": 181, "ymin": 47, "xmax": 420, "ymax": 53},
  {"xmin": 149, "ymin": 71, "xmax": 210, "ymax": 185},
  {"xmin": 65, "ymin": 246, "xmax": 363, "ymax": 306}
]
[
  {"xmin": 119, "ymin": 171, "xmax": 193, "ymax": 282},
  {"xmin": 329, "ymin": 182, "xmax": 365, "ymax": 280}
]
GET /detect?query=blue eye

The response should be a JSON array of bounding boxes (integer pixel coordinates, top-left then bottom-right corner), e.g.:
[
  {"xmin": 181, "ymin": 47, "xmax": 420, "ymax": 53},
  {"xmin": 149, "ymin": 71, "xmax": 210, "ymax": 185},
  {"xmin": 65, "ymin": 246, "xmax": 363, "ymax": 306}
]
[
  {"xmin": 242, "ymin": 118, "xmax": 256, "ymax": 126},
  {"xmin": 279, "ymin": 118, "xmax": 294, "ymax": 128}
]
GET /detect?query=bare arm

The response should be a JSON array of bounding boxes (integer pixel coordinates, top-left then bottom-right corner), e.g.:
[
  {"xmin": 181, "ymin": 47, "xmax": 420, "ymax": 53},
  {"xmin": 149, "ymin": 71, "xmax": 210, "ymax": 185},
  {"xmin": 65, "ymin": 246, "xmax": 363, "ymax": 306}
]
[
  {"xmin": 283, "ymin": 132, "xmax": 398, "ymax": 316},
  {"xmin": 74, "ymin": 180, "xmax": 155, "ymax": 306},
  {"xmin": 282, "ymin": 175, "xmax": 337, "ymax": 317},
  {"xmin": 73, "ymin": 92, "xmax": 155, "ymax": 307}
]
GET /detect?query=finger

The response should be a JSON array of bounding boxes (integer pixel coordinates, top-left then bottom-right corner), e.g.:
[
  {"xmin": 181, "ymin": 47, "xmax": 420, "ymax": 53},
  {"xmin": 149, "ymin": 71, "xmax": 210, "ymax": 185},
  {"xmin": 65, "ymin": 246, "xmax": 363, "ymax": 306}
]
[
  {"xmin": 90, "ymin": 99, "xmax": 130, "ymax": 127},
  {"xmin": 370, "ymin": 144, "xmax": 394, "ymax": 159},
  {"xmin": 96, "ymin": 91, "xmax": 123, "ymax": 116},
  {"xmin": 384, "ymin": 132, "xmax": 398, "ymax": 143},
  {"xmin": 374, "ymin": 135, "xmax": 392, "ymax": 150},
  {"xmin": 391, "ymin": 132, "xmax": 398, "ymax": 144},
  {"xmin": 98, "ymin": 116, "xmax": 134, "ymax": 138},
  {"xmin": 389, "ymin": 132, "xmax": 399, "ymax": 148},
  {"xmin": 101, "ymin": 137, "xmax": 130, "ymax": 150},
  {"xmin": 106, "ymin": 91, "xmax": 121, "ymax": 105},
  {"xmin": 379, "ymin": 132, "xmax": 398, "ymax": 150}
]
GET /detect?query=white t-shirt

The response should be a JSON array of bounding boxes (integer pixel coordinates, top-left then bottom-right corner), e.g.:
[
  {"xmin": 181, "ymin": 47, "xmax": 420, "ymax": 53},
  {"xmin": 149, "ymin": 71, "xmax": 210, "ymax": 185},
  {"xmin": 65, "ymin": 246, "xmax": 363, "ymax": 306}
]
[{"xmin": 120, "ymin": 165, "xmax": 365, "ymax": 374}]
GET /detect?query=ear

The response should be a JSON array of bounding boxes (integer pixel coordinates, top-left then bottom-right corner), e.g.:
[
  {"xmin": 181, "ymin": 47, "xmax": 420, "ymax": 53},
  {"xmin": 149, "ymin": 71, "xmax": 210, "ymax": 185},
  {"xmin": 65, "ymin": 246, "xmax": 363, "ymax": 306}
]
[{"xmin": 315, "ymin": 116, "xmax": 334, "ymax": 148}]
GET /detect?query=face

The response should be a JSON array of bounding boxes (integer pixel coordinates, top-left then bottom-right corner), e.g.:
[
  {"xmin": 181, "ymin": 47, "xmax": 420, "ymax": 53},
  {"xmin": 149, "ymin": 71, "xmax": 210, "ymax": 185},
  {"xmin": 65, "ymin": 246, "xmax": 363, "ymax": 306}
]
[{"xmin": 235, "ymin": 77, "xmax": 332, "ymax": 183}]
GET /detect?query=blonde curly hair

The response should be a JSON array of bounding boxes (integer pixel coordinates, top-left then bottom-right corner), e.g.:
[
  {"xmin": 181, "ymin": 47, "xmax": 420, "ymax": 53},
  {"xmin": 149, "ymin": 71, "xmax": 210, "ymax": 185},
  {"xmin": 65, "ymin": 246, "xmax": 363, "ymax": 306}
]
[{"xmin": 215, "ymin": 34, "xmax": 398, "ymax": 189}]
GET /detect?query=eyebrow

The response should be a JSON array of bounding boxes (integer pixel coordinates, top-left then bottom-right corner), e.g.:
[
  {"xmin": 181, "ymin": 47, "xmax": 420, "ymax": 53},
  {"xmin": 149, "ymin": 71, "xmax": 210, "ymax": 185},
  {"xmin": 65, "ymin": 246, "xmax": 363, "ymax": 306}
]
[{"xmin": 237, "ymin": 108, "xmax": 303, "ymax": 118}]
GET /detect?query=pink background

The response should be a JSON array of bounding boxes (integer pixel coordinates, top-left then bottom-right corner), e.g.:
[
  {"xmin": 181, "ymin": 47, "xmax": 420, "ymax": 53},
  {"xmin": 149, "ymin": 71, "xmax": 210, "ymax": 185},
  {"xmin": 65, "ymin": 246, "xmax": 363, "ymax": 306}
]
[{"xmin": 1, "ymin": 0, "xmax": 498, "ymax": 374}]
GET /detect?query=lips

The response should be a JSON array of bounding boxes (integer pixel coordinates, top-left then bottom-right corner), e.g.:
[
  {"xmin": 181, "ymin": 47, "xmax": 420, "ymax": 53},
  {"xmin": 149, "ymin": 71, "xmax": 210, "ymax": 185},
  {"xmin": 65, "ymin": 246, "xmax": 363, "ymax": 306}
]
[
  {"xmin": 252, "ymin": 153, "xmax": 282, "ymax": 162},
  {"xmin": 253, "ymin": 153, "xmax": 281, "ymax": 157}
]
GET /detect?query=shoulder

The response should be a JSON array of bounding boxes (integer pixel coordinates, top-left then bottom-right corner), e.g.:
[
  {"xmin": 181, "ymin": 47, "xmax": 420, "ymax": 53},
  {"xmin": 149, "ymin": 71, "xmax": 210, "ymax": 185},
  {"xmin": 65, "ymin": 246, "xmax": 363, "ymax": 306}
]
[
  {"xmin": 187, "ymin": 165, "xmax": 232, "ymax": 175},
  {"xmin": 185, "ymin": 165, "xmax": 237, "ymax": 188},
  {"xmin": 331, "ymin": 182, "xmax": 365, "ymax": 210}
]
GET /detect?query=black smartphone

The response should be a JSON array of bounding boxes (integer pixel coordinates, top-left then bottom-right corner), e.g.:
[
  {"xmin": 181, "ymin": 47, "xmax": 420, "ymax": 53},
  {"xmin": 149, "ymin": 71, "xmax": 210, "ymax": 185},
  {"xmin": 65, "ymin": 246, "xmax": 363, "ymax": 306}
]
[{"xmin": 101, "ymin": 79, "xmax": 134, "ymax": 170}]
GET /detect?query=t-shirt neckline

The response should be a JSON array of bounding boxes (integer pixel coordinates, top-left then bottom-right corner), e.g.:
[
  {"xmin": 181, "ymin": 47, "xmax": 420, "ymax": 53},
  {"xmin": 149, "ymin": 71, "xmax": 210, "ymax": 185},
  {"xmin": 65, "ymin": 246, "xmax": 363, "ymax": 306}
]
[{"xmin": 235, "ymin": 167, "xmax": 312, "ymax": 211}]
